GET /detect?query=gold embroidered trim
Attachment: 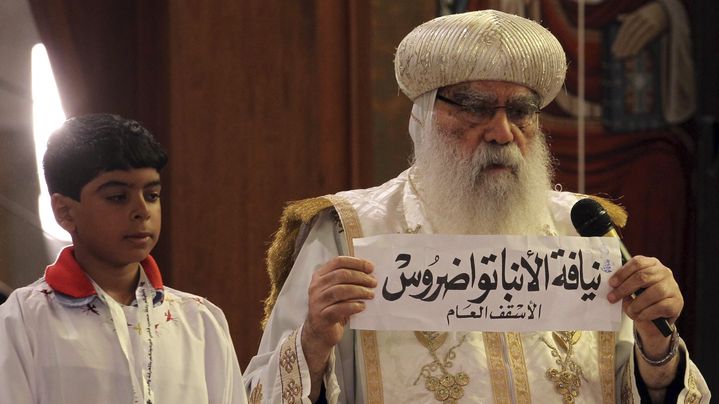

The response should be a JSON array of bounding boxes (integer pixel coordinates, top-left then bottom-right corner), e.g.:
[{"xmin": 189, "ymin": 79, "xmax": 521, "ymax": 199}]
[
  {"xmin": 598, "ymin": 331, "xmax": 616, "ymax": 404},
  {"xmin": 360, "ymin": 330, "xmax": 384, "ymax": 404},
  {"xmin": 249, "ymin": 382, "xmax": 263, "ymax": 404},
  {"xmin": 685, "ymin": 368, "xmax": 701, "ymax": 403},
  {"xmin": 279, "ymin": 329, "xmax": 303, "ymax": 403},
  {"xmin": 413, "ymin": 332, "xmax": 470, "ymax": 403},
  {"xmin": 620, "ymin": 360, "xmax": 634, "ymax": 404},
  {"xmin": 325, "ymin": 194, "xmax": 385, "ymax": 403},
  {"xmin": 506, "ymin": 332, "xmax": 531, "ymax": 404},
  {"xmin": 542, "ymin": 331, "xmax": 584, "ymax": 403},
  {"xmin": 324, "ymin": 194, "xmax": 363, "ymax": 255},
  {"xmin": 483, "ymin": 332, "xmax": 512, "ymax": 404}
]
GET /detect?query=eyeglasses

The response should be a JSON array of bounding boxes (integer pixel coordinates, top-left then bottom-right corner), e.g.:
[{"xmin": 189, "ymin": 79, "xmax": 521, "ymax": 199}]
[{"xmin": 436, "ymin": 93, "xmax": 540, "ymax": 129}]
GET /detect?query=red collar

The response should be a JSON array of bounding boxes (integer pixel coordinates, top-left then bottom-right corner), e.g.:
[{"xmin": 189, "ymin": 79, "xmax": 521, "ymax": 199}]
[{"xmin": 45, "ymin": 246, "xmax": 164, "ymax": 299}]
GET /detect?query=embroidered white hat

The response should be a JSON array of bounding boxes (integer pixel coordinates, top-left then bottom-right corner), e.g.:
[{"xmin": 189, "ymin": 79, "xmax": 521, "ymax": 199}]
[{"xmin": 394, "ymin": 9, "xmax": 567, "ymax": 108}]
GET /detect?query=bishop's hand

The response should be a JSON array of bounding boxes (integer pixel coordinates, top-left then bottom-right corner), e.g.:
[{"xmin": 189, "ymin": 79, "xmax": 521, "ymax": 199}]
[
  {"xmin": 301, "ymin": 256, "xmax": 376, "ymax": 400},
  {"xmin": 608, "ymin": 255, "xmax": 683, "ymax": 368}
]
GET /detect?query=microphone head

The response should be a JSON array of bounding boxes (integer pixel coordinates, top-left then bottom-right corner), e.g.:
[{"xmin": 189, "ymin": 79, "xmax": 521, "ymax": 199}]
[{"xmin": 570, "ymin": 198, "xmax": 614, "ymax": 236}]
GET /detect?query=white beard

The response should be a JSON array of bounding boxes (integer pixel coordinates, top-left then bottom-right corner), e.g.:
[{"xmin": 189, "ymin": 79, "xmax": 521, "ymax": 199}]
[{"xmin": 411, "ymin": 125, "xmax": 555, "ymax": 235}]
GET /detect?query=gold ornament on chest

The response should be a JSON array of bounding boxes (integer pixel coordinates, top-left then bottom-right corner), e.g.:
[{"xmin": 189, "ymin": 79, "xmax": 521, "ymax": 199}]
[
  {"xmin": 542, "ymin": 331, "xmax": 585, "ymax": 403},
  {"xmin": 414, "ymin": 331, "xmax": 470, "ymax": 403}
]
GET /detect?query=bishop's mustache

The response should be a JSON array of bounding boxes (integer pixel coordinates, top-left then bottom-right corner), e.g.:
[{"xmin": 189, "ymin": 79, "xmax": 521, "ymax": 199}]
[{"xmin": 472, "ymin": 144, "xmax": 523, "ymax": 173}]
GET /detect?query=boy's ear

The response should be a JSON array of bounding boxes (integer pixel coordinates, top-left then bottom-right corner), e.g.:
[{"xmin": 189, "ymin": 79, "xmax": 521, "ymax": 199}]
[{"xmin": 50, "ymin": 193, "xmax": 77, "ymax": 234}]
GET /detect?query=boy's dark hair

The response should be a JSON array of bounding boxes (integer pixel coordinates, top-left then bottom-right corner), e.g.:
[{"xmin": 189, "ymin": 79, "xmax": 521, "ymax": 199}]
[{"xmin": 43, "ymin": 113, "xmax": 168, "ymax": 201}]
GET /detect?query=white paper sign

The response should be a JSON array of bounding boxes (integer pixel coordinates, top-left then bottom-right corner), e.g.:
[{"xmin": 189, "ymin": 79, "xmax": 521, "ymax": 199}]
[{"xmin": 349, "ymin": 234, "xmax": 622, "ymax": 332}]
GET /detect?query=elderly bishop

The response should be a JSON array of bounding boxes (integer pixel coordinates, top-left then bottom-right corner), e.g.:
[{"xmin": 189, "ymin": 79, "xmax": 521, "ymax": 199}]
[{"xmin": 244, "ymin": 10, "xmax": 710, "ymax": 404}]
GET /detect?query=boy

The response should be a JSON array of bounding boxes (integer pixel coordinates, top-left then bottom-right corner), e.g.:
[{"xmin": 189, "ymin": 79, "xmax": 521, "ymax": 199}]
[{"xmin": 0, "ymin": 114, "xmax": 248, "ymax": 403}]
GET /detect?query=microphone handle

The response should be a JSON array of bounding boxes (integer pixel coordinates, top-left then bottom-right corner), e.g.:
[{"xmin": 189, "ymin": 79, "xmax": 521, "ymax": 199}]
[{"xmin": 632, "ymin": 288, "xmax": 674, "ymax": 337}]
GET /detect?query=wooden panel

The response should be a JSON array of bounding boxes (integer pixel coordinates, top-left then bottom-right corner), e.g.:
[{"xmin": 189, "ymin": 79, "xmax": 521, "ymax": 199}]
[
  {"xmin": 29, "ymin": 0, "xmax": 141, "ymax": 118},
  {"xmin": 165, "ymin": 1, "xmax": 356, "ymax": 368},
  {"xmin": 370, "ymin": 0, "xmax": 436, "ymax": 183}
]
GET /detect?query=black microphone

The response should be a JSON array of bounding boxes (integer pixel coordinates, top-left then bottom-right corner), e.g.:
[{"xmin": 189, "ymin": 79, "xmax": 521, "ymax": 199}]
[{"xmin": 570, "ymin": 198, "xmax": 673, "ymax": 337}]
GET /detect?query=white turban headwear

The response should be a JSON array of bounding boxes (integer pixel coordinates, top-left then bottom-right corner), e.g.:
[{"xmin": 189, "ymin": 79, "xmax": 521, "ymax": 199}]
[
  {"xmin": 395, "ymin": 10, "xmax": 567, "ymax": 108},
  {"xmin": 398, "ymin": 10, "xmax": 567, "ymax": 148}
]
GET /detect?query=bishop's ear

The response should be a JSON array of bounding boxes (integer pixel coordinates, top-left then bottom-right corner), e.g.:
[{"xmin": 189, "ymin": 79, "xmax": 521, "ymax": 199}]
[{"xmin": 50, "ymin": 193, "xmax": 77, "ymax": 234}]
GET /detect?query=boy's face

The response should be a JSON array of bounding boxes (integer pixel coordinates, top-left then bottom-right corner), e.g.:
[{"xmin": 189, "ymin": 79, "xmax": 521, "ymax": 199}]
[{"xmin": 54, "ymin": 168, "xmax": 162, "ymax": 270}]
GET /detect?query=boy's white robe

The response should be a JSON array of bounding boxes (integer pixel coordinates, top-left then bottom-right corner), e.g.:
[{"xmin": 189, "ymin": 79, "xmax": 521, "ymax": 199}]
[{"xmin": 0, "ymin": 247, "xmax": 248, "ymax": 404}]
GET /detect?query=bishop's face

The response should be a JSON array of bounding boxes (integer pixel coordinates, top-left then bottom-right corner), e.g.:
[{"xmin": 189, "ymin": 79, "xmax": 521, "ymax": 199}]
[
  {"xmin": 432, "ymin": 80, "xmax": 541, "ymax": 159},
  {"xmin": 412, "ymin": 80, "xmax": 553, "ymax": 235}
]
